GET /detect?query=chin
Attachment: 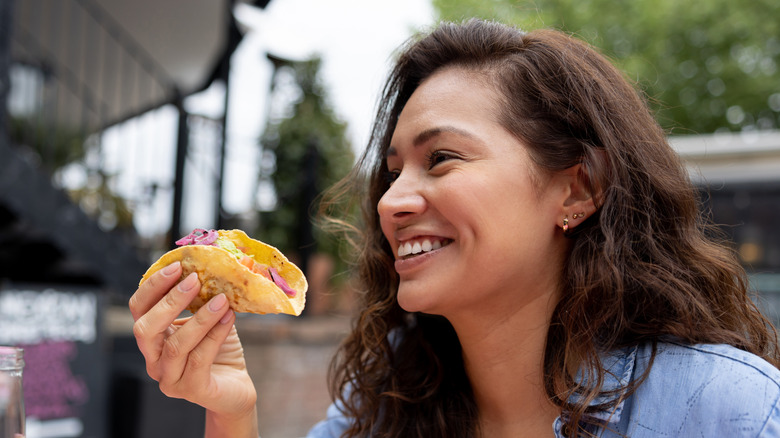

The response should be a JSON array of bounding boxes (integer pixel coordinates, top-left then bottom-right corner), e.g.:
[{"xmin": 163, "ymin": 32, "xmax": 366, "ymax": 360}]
[{"xmin": 396, "ymin": 284, "xmax": 437, "ymax": 314}]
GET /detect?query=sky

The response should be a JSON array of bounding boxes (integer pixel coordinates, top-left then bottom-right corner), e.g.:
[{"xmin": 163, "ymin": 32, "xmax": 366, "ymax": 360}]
[
  {"xmin": 232, "ymin": 0, "xmax": 436, "ymax": 152},
  {"xmin": 98, "ymin": 0, "xmax": 435, "ymax": 238},
  {"xmin": 220, "ymin": 0, "xmax": 436, "ymax": 211}
]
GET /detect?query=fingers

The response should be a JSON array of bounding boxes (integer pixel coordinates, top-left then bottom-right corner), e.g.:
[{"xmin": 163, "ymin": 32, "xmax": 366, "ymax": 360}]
[
  {"xmin": 129, "ymin": 261, "xmax": 183, "ymax": 321},
  {"xmin": 133, "ymin": 271, "xmax": 202, "ymax": 378},
  {"xmin": 133, "ymin": 271, "xmax": 200, "ymax": 345},
  {"xmin": 128, "ymin": 261, "xmax": 242, "ymax": 406},
  {"xmin": 158, "ymin": 300, "xmax": 236, "ymax": 402},
  {"xmin": 158, "ymin": 294, "xmax": 234, "ymax": 390}
]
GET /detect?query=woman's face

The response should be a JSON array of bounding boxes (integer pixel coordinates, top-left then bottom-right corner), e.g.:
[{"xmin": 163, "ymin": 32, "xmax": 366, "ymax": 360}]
[{"xmin": 377, "ymin": 67, "xmax": 571, "ymax": 321}]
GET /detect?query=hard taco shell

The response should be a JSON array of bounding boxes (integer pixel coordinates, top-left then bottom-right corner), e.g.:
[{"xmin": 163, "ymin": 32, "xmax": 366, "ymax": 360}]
[{"xmin": 140, "ymin": 230, "xmax": 307, "ymax": 316}]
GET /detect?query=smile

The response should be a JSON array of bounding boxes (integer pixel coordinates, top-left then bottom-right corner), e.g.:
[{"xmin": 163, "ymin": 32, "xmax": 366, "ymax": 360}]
[{"xmin": 397, "ymin": 238, "xmax": 452, "ymax": 259}]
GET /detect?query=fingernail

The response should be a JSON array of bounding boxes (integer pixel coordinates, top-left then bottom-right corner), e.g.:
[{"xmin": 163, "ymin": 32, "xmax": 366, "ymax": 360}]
[
  {"xmin": 162, "ymin": 261, "xmax": 181, "ymax": 276},
  {"xmin": 220, "ymin": 310, "xmax": 234, "ymax": 325},
  {"xmin": 178, "ymin": 272, "xmax": 198, "ymax": 292},
  {"xmin": 209, "ymin": 293, "xmax": 227, "ymax": 312}
]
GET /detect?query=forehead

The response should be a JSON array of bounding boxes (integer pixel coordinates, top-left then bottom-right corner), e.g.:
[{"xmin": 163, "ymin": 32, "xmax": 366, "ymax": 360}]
[
  {"xmin": 386, "ymin": 67, "xmax": 502, "ymax": 154},
  {"xmin": 410, "ymin": 66, "xmax": 498, "ymax": 109}
]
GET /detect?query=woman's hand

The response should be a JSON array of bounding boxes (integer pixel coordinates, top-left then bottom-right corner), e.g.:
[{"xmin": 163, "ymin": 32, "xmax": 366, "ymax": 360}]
[{"xmin": 129, "ymin": 261, "xmax": 258, "ymax": 435}]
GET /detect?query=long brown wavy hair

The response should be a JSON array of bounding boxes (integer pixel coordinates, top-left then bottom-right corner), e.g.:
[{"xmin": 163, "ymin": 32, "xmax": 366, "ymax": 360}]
[{"xmin": 320, "ymin": 19, "xmax": 779, "ymax": 437}]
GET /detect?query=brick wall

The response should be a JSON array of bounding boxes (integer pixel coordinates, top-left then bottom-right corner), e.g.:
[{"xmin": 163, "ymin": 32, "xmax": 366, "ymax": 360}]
[{"xmin": 236, "ymin": 315, "xmax": 351, "ymax": 438}]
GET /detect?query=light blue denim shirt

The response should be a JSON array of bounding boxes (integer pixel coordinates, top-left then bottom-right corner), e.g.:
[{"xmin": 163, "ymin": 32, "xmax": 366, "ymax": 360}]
[{"xmin": 306, "ymin": 341, "xmax": 780, "ymax": 437}]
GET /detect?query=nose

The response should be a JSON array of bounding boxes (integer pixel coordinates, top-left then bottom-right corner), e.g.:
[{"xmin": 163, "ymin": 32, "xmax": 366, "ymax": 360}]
[{"xmin": 377, "ymin": 170, "xmax": 426, "ymax": 222}]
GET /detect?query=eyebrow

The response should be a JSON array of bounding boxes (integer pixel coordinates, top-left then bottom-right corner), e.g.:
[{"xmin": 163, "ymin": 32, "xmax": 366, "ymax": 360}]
[{"xmin": 385, "ymin": 126, "xmax": 477, "ymax": 158}]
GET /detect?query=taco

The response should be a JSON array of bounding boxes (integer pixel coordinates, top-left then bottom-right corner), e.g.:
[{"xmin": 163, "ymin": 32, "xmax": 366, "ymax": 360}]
[{"xmin": 140, "ymin": 229, "xmax": 307, "ymax": 316}]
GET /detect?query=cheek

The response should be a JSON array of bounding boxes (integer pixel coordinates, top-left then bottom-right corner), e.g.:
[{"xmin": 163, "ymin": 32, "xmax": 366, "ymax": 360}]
[
  {"xmin": 459, "ymin": 182, "xmax": 552, "ymax": 254},
  {"xmin": 378, "ymin": 214, "xmax": 395, "ymax": 250},
  {"xmin": 450, "ymin": 179, "xmax": 533, "ymax": 226}
]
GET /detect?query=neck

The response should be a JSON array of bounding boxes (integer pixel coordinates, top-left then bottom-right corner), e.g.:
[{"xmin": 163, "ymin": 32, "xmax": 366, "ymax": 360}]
[{"xmin": 449, "ymin": 290, "xmax": 561, "ymax": 438}]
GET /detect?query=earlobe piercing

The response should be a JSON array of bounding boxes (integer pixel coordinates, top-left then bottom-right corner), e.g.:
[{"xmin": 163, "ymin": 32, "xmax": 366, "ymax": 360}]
[{"xmin": 572, "ymin": 212, "xmax": 586, "ymax": 219}]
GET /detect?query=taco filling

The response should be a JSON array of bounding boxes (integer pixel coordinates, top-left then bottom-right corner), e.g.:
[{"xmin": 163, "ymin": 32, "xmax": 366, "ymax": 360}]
[{"xmin": 176, "ymin": 228, "xmax": 297, "ymax": 297}]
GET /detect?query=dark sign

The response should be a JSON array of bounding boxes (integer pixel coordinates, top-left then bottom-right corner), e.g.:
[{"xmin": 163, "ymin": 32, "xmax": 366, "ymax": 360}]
[{"xmin": 0, "ymin": 284, "xmax": 107, "ymax": 438}]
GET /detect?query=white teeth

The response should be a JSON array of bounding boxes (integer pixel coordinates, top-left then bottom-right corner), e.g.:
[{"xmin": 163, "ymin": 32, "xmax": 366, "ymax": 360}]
[
  {"xmin": 398, "ymin": 242, "xmax": 413, "ymax": 257},
  {"xmin": 397, "ymin": 239, "xmax": 445, "ymax": 258}
]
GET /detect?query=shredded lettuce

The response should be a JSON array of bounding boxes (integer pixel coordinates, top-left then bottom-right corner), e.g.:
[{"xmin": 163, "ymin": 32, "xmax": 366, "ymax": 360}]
[{"xmin": 215, "ymin": 236, "xmax": 251, "ymax": 260}]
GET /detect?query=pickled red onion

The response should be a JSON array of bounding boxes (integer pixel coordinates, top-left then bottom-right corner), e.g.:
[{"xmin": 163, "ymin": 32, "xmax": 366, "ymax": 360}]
[
  {"xmin": 268, "ymin": 267, "xmax": 296, "ymax": 297},
  {"xmin": 175, "ymin": 228, "xmax": 218, "ymax": 246}
]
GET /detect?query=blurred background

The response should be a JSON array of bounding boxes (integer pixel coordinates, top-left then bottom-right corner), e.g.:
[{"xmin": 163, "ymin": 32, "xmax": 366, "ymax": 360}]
[{"xmin": 0, "ymin": 0, "xmax": 778, "ymax": 437}]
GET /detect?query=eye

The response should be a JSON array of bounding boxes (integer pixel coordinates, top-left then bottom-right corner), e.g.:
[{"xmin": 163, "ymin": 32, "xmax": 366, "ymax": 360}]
[{"xmin": 426, "ymin": 150, "xmax": 456, "ymax": 170}]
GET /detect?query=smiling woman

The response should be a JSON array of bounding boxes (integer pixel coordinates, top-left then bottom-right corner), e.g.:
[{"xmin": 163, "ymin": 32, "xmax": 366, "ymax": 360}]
[
  {"xmin": 317, "ymin": 19, "xmax": 780, "ymax": 438},
  {"xmin": 128, "ymin": 19, "xmax": 780, "ymax": 438},
  {"xmin": 377, "ymin": 67, "xmax": 577, "ymax": 322}
]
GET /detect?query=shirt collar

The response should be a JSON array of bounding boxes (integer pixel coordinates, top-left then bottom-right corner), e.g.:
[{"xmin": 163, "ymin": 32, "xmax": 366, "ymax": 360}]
[{"xmin": 552, "ymin": 344, "xmax": 638, "ymax": 435}]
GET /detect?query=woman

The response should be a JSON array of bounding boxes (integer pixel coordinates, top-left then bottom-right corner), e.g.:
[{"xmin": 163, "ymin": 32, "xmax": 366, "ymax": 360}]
[{"xmin": 130, "ymin": 19, "xmax": 780, "ymax": 437}]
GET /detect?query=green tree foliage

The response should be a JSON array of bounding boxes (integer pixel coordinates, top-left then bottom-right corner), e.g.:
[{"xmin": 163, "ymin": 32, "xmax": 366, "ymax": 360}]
[
  {"xmin": 256, "ymin": 57, "xmax": 355, "ymax": 266},
  {"xmin": 433, "ymin": 0, "xmax": 780, "ymax": 134}
]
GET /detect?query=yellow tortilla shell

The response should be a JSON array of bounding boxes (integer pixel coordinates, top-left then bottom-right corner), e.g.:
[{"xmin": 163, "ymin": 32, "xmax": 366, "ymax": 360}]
[{"xmin": 140, "ymin": 229, "xmax": 307, "ymax": 316}]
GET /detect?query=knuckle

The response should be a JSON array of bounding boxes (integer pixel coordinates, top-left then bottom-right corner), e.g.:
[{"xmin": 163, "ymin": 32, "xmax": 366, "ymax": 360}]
[
  {"xmin": 132, "ymin": 319, "xmax": 148, "ymax": 341},
  {"xmin": 187, "ymin": 349, "xmax": 207, "ymax": 370},
  {"xmin": 128, "ymin": 293, "xmax": 139, "ymax": 313},
  {"xmin": 162, "ymin": 335, "xmax": 182, "ymax": 360},
  {"xmin": 188, "ymin": 306, "xmax": 219, "ymax": 334},
  {"xmin": 143, "ymin": 267, "xmax": 180, "ymax": 294},
  {"xmin": 160, "ymin": 287, "xmax": 182, "ymax": 311},
  {"xmin": 203, "ymin": 325, "xmax": 225, "ymax": 345},
  {"xmin": 144, "ymin": 270, "xmax": 166, "ymax": 290}
]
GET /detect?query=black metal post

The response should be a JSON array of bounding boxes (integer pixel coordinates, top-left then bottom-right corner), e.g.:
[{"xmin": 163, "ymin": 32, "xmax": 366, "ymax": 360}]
[
  {"xmin": 215, "ymin": 0, "xmax": 240, "ymax": 229},
  {"xmin": 0, "ymin": 0, "xmax": 14, "ymax": 145},
  {"xmin": 296, "ymin": 138, "xmax": 319, "ymax": 316},
  {"xmin": 170, "ymin": 95, "xmax": 189, "ymax": 249}
]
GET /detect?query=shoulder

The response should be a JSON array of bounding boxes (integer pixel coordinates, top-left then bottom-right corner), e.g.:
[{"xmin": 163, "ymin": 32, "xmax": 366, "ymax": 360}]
[
  {"xmin": 623, "ymin": 342, "xmax": 780, "ymax": 437},
  {"xmin": 306, "ymin": 401, "xmax": 351, "ymax": 438},
  {"xmin": 647, "ymin": 341, "xmax": 780, "ymax": 384}
]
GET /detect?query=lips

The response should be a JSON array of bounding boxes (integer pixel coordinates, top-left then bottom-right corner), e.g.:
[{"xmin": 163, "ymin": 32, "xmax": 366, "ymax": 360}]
[{"xmin": 397, "ymin": 237, "xmax": 452, "ymax": 259}]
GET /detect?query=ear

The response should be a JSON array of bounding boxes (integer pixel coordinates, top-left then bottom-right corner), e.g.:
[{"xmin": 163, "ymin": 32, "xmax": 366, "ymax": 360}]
[{"xmin": 558, "ymin": 164, "xmax": 598, "ymax": 231}]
